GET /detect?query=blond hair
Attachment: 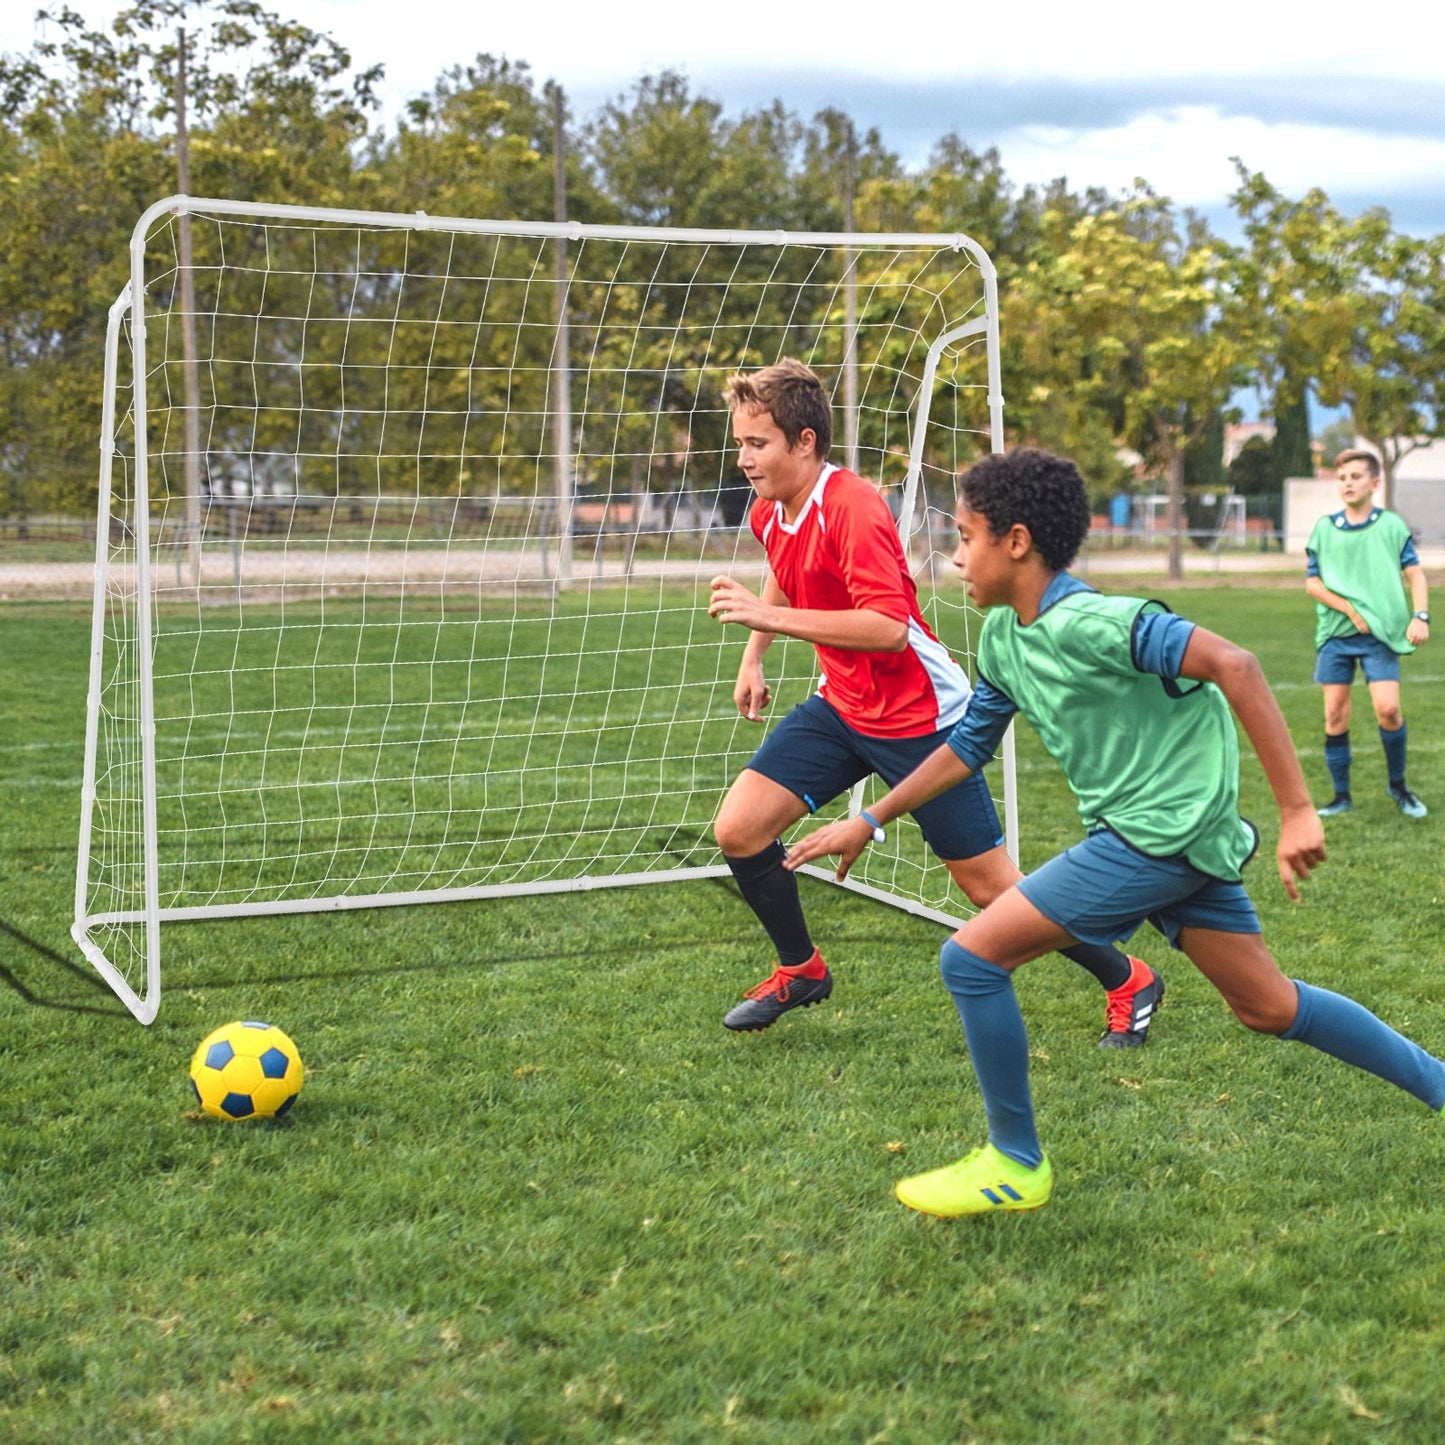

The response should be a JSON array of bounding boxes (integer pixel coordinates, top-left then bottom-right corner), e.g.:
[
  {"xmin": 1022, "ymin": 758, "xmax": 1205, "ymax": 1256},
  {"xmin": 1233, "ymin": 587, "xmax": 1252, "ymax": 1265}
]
[{"xmin": 1334, "ymin": 447, "xmax": 1381, "ymax": 477}]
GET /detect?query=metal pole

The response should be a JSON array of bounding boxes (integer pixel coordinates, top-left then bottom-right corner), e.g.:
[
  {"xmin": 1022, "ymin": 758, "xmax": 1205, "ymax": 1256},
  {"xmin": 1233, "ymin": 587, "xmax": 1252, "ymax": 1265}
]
[
  {"xmin": 177, "ymin": 27, "xmax": 202, "ymax": 594},
  {"xmin": 842, "ymin": 121, "xmax": 859, "ymax": 474},
  {"xmin": 549, "ymin": 82, "xmax": 573, "ymax": 590}
]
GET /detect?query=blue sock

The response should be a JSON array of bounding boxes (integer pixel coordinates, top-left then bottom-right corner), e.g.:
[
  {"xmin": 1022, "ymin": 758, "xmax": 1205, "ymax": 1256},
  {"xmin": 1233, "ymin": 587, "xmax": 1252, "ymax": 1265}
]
[
  {"xmin": 1324, "ymin": 731, "xmax": 1351, "ymax": 797},
  {"xmin": 1281, "ymin": 980, "xmax": 1445, "ymax": 1110},
  {"xmin": 939, "ymin": 939, "xmax": 1043, "ymax": 1168},
  {"xmin": 1380, "ymin": 723, "xmax": 1407, "ymax": 789}
]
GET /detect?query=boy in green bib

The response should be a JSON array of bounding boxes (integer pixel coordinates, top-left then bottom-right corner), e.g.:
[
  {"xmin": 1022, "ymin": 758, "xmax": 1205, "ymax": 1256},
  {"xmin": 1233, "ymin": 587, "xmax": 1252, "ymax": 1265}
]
[
  {"xmin": 1306, "ymin": 448, "xmax": 1430, "ymax": 818},
  {"xmin": 784, "ymin": 447, "xmax": 1445, "ymax": 1218}
]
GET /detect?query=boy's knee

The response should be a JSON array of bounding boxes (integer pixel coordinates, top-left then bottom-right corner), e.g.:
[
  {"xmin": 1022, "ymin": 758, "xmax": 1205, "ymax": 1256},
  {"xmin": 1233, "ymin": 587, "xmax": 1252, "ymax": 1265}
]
[
  {"xmin": 1228, "ymin": 993, "xmax": 1298, "ymax": 1036},
  {"xmin": 939, "ymin": 938, "xmax": 1008, "ymax": 996},
  {"xmin": 714, "ymin": 801, "xmax": 766, "ymax": 857},
  {"xmin": 713, "ymin": 813, "xmax": 743, "ymax": 855}
]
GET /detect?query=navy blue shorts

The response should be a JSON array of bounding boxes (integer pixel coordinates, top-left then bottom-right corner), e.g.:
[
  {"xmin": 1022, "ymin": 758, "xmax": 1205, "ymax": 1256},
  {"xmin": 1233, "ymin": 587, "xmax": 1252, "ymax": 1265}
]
[
  {"xmin": 1314, "ymin": 634, "xmax": 1401, "ymax": 685},
  {"xmin": 1017, "ymin": 828, "xmax": 1261, "ymax": 949},
  {"xmin": 746, "ymin": 694, "xmax": 1004, "ymax": 862}
]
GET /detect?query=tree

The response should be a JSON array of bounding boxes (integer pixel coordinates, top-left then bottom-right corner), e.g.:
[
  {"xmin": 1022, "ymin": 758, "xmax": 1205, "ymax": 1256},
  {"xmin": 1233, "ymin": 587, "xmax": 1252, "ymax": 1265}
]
[
  {"xmin": 0, "ymin": 34, "xmax": 171, "ymax": 512},
  {"xmin": 0, "ymin": 2, "xmax": 383, "ymax": 515},
  {"xmin": 1226, "ymin": 434, "xmax": 1276, "ymax": 499},
  {"xmin": 1183, "ymin": 408, "xmax": 1225, "ymax": 494},
  {"xmin": 368, "ymin": 56, "xmax": 565, "ymax": 222},
  {"xmin": 1317, "ymin": 417, "xmax": 1355, "ymax": 465},
  {"xmin": 1230, "ymin": 165, "xmax": 1445, "ymax": 506},
  {"xmin": 1271, "ymin": 390, "xmax": 1313, "ymax": 480},
  {"xmin": 796, "ymin": 108, "xmax": 901, "ymax": 235},
  {"xmin": 581, "ymin": 71, "xmax": 726, "ymax": 230},
  {"xmin": 1002, "ymin": 188, "xmax": 1256, "ymax": 576}
]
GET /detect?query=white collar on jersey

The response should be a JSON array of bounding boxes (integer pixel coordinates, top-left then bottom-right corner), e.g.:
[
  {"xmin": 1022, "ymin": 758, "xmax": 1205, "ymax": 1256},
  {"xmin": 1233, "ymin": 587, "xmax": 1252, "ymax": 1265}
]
[{"xmin": 771, "ymin": 462, "xmax": 838, "ymax": 535}]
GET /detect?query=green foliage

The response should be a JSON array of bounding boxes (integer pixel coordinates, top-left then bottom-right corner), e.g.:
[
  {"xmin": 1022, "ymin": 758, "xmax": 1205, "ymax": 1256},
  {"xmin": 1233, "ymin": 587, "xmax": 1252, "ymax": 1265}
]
[
  {"xmin": 1318, "ymin": 417, "xmax": 1356, "ymax": 467},
  {"xmin": 584, "ymin": 71, "xmax": 728, "ymax": 229},
  {"xmin": 1183, "ymin": 407, "xmax": 1225, "ymax": 492},
  {"xmin": 5, "ymin": 584, "xmax": 1445, "ymax": 1441},
  {"xmin": 1000, "ymin": 190, "xmax": 1256, "ymax": 571},
  {"xmin": 1230, "ymin": 164, "xmax": 1445, "ymax": 502},
  {"xmin": 372, "ymin": 56, "xmax": 563, "ymax": 222},
  {"xmin": 0, "ymin": 2, "xmax": 381, "ymax": 516},
  {"xmin": 1271, "ymin": 389, "xmax": 1314, "ymax": 480},
  {"xmin": 3, "ymin": 7, "xmax": 1443, "ymax": 532},
  {"xmin": 1227, "ymin": 433, "xmax": 1278, "ymax": 499}
]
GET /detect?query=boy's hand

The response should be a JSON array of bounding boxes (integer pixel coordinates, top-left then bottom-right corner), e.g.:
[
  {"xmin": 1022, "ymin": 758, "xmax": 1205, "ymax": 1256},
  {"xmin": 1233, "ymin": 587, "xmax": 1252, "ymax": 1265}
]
[
  {"xmin": 1277, "ymin": 805, "xmax": 1326, "ymax": 901},
  {"xmin": 782, "ymin": 818, "xmax": 872, "ymax": 882},
  {"xmin": 732, "ymin": 661, "xmax": 771, "ymax": 722},
  {"xmin": 709, "ymin": 575, "xmax": 773, "ymax": 632}
]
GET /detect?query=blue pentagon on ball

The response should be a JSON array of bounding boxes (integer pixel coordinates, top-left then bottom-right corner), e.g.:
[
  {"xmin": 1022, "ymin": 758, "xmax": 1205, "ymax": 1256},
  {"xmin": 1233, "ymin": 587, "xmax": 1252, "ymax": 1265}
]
[
  {"xmin": 188, "ymin": 1020, "xmax": 305, "ymax": 1121},
  {"xmin": 205, "ymin": 1040, "xmax": 235, "ymax": 1070}
]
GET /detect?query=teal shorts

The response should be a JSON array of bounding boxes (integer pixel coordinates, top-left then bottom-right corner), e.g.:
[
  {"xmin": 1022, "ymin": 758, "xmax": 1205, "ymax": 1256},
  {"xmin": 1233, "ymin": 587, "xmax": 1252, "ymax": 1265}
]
[
  {"xmin": 1314, "ymin": 634, "xmax": 1401, "ymax": 685},
  {"xmin": 1016, "ymin": 828, "xmax": 1260, "ymax": 950}
]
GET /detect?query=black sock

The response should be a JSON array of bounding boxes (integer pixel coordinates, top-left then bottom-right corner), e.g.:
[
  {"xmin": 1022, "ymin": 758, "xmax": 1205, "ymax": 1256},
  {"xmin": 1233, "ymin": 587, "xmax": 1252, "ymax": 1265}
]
[
  {"xmin": 724, "ymin": 840, "xmax": 815, "ymax": 967},
  {"xmin": 1059, "ymin": 941, "xmax": 1132, "ymax": 992}
]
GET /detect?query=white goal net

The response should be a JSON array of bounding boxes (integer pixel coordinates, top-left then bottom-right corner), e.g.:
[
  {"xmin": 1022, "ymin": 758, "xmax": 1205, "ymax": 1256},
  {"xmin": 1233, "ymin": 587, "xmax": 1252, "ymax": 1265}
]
[{"xmin": 75, "ymin": 197, "xmax": 1007, "ymax": 1022}]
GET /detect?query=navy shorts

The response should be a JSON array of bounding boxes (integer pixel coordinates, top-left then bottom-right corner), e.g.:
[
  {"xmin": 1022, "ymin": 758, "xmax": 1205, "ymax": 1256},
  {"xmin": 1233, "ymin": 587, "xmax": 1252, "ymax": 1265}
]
[
  {"xmin": 746, "ymin": 694, "xmax": 1004, "ymax": 862},
  {"xmin": 1314, "ymin": 634, "xmax": 1401, "ymax": 685},
  {"xmin": 1017, "ymin": 828, "xmax": 1261, "ymax": 950}
]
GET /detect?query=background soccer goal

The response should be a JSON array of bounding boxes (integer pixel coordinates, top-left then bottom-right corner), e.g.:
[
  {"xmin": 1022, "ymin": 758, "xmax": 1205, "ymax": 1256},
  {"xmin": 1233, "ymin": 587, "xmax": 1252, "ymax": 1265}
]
[{"xmin": 75, "ymin": 196, "xmax": 1007, "ymax": 1023}]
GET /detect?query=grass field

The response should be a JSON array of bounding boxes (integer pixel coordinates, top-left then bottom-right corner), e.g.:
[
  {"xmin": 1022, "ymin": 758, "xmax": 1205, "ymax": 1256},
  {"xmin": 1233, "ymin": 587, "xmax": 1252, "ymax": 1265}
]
[{"xmin": 3, "ymin": 579, "xmax": 1444, "ymax": 1443}]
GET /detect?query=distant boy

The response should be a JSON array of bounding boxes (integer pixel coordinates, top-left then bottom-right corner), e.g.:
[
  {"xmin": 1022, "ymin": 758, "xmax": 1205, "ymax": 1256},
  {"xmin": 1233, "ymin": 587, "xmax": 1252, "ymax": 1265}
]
[
  {"xmin": 708, "ymin": 361, "xmax": 1162, "ymax": 1044},
  {"xmin": 784, "ymin": 447, "xmax": 1444, "ymax": 1218},
  {"xmin": 1306, "ymin": 448, "xmax": 1430, "ymax": 818}
]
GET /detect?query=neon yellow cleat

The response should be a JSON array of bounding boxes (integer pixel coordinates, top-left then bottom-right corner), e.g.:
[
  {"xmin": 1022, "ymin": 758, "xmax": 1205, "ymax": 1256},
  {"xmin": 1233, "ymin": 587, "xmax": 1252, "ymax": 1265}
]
[{"xmin": 895, "ymin": 1143, "xmax": 1053, "ymax": 1217}]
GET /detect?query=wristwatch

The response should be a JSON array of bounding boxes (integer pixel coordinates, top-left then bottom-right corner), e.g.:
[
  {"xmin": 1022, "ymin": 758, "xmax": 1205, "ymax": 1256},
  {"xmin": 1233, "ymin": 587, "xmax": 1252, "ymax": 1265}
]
[
  {"xmin": 1414, "ymin": 611, "xmax": 1431, "ymax": 623},
  {"xmin": 858, "ymin": 809, "xmax": 887, "ymax": 843}
]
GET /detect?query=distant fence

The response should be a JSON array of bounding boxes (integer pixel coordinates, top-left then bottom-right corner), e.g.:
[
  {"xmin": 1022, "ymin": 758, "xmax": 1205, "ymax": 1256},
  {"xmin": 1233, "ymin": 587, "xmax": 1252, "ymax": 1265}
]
[{"xmin": 2, "ymin": 507, "xmax": 1306, "ymax": 601}]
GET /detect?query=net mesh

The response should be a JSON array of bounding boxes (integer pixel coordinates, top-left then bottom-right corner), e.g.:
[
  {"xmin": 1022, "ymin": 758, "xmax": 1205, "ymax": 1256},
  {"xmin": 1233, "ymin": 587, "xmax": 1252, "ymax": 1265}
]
[{"xmin": 76, "ymin": 205, "xmax": 1000, "ymax": 1018}]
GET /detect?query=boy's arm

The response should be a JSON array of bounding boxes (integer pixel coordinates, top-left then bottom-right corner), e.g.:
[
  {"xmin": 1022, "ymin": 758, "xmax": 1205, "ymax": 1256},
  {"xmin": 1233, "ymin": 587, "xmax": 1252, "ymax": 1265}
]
[
  {"xmin": 1304, "ymin": 575, "xmax": 1368, "ymax": 633},
  {"xmin": 1403, "ymin": 562, "xmax": 1430, "ymax": 646},
  {"xmin": 1177, "ymin": 627, "xmax": 1326, "ymax": 900},
  {"xmin": 709, "ymin": 573, "xmax": 908, "ymax": 652},
  {"xmin": 727, "ymin": 572, "xmax": 785, "ymax": 722},
  {"xmin": 781, "ymin": 742, "xmax": 973, "ymax": 880}
]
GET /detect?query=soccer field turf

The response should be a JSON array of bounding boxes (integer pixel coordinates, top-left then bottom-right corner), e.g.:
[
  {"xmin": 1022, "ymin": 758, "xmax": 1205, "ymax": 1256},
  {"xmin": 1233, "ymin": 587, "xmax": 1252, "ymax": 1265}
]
[{"xmin": 3, "ymin": 582, "xmax": 1444, "ymax": 1442}]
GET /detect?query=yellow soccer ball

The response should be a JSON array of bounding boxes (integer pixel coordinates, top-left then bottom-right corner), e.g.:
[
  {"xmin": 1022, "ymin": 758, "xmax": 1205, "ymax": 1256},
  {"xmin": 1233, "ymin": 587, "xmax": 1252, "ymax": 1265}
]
[{"xmin": 188, "ymin": 1020, "xmax": 304, "ymax": 1120}]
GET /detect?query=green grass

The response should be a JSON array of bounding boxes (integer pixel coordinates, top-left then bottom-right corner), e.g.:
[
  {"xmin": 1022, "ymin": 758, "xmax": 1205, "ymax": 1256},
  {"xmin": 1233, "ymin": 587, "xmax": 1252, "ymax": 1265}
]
[{"xmin": 4, "ymin": 580, "xmax": 1445, "ymax": 1443}]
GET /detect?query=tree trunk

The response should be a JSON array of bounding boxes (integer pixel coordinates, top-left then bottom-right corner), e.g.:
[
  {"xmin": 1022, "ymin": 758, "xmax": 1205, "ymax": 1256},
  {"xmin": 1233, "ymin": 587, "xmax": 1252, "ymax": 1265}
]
[{"xmin": 1165, "ymin": 446, "xmax": 1185, "ymax": 581}]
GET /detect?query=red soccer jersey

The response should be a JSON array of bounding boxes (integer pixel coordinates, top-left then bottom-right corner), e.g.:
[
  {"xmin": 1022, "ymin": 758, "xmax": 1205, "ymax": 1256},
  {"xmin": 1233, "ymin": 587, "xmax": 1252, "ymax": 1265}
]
[{"xmin": 750, "ymin": 465, "xmax": 971, "ymax": 738}]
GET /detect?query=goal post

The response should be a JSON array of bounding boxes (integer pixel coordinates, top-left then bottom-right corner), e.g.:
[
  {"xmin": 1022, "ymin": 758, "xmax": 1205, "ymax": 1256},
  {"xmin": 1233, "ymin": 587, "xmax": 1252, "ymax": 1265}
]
[{"xmin": 74, "ymin": 196, "xmax": 1008, "ymax": 1023}]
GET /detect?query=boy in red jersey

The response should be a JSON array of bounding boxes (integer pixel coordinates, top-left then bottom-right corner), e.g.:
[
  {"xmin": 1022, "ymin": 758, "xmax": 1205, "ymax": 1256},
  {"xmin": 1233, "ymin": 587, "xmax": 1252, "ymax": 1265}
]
[{"xmin": 708, "ymin": 359, "xmax": 1163, "ymax": 1040}]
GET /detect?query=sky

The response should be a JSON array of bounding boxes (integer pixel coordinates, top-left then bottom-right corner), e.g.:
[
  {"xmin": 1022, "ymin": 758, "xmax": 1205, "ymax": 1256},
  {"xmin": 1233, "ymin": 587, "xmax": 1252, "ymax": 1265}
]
[{"xmin": 5, "ymin": 0, "xmax": 1445, "ymax": 239}]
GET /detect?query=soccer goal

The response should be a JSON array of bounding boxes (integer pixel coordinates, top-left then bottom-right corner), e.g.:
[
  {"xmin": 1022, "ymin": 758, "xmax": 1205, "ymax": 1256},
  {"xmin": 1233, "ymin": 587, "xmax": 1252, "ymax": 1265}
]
[{"xmin": 75, "ymin": 196, "xmax": 1009, "ymax": 1023}]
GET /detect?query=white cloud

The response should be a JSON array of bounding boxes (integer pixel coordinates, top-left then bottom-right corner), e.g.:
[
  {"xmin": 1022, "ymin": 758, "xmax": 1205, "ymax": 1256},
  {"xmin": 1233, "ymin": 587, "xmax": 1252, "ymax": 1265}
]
[{"xmin": 999, "ymin": 105, "xmax": 1445, "ymax": 210}]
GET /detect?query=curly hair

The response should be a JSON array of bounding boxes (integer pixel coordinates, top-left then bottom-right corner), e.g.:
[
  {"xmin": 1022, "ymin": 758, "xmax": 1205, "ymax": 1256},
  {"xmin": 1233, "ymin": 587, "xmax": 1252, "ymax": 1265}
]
[
  {"xmin": 725, "ymin": 358, "xmax": 833, "ymax": 460},
  {"xmin": 958, "ymin": 448, "xmax": 1093, "ymax": 573}
]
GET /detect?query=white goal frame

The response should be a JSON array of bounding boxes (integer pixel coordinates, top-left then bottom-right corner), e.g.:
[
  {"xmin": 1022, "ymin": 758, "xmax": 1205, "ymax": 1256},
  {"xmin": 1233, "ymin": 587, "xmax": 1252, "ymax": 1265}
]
[{"xmin": 74, "ymin": 196, "xmax": 1011, "ymax": 1023}]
